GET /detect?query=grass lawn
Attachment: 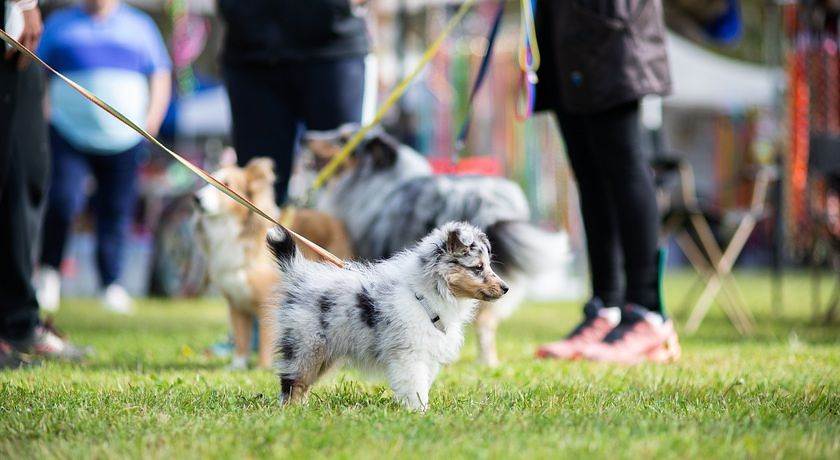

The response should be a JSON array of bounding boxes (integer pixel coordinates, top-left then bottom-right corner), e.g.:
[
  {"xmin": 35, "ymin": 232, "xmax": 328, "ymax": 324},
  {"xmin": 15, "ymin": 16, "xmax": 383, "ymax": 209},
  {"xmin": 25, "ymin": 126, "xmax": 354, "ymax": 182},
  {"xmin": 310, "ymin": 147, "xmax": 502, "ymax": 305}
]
[{"xmin": 1, "ymin": 270, "xmax": 839, "ymax": 459}]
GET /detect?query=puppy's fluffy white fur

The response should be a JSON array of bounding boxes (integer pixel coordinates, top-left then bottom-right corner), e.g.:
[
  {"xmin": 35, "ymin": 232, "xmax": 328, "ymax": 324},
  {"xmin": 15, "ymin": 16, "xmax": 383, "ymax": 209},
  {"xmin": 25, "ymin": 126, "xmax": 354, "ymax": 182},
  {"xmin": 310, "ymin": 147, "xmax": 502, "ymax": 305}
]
[{"xmin": 267, "ymin": 221, "xmax": 508, "ymax": 411}]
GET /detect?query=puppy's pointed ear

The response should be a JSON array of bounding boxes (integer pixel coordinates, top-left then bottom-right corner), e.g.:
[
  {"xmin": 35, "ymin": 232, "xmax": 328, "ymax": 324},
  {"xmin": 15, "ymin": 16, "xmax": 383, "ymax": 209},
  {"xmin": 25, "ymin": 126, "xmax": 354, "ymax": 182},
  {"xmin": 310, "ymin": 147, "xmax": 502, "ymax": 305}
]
[
  {"xmin": 446, "ymin": 227, "xmax": 470, "ymax": 256},
  {"xmin": 364, "ymin": 133, "xmax": 398, "ymax": 170}
]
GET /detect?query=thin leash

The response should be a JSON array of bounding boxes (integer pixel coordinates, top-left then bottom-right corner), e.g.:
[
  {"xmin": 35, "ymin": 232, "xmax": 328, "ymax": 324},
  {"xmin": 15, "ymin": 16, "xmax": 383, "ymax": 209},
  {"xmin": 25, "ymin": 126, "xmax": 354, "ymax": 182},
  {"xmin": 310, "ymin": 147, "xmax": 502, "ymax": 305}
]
[
  {"xmin": 0, "ymin": 27, "xmax": 345, "ymax": 269},
  {"xmin": 452, "ymin": 0, "xmax": 506, "ymax": 163},
  {"xmin": 515, "ymin": 0, "xmax": 540, "ymax": 121}
]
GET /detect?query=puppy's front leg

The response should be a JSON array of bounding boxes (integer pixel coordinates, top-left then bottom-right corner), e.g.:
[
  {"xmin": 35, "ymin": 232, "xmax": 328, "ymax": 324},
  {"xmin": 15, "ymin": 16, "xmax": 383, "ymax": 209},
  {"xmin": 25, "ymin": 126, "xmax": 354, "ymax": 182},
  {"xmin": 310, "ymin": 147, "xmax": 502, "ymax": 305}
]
[{"xmin": 387, "ymin": 360, "xmax": 432, "ymax": 412}]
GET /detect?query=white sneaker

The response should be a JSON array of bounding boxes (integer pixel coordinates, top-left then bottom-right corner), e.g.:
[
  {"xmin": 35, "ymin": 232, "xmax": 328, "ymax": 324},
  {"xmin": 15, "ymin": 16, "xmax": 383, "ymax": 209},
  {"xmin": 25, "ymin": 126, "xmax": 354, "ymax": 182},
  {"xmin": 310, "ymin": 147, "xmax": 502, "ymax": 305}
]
[
  {"xmin": 34, "ymin": 266, "xmax": 61, "ymax": 312},
  {"xmin": 102, "ymin": 284, "xmax": 134, "ymax": 314}
]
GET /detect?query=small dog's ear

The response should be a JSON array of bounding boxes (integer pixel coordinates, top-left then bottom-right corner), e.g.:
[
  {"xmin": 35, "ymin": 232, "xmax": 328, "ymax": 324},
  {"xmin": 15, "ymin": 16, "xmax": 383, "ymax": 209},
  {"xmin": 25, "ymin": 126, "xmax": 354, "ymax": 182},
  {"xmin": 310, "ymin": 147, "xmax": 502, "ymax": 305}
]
[
  {"xmin": 446, "ymin": 227, "xmax": 470, "ymax": 255},
  {"xmin": 245, "ymin": 157, "xmax": 276, "ymax": 188},
  {"xmin": 365, "ymin": 134, "xmax": 398, "ymax": 170}
]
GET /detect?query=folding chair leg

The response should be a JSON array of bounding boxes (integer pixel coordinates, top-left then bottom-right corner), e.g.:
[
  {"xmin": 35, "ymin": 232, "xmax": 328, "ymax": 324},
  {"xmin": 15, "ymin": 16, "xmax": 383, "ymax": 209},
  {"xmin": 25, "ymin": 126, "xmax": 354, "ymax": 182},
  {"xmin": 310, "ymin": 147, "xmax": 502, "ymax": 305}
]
[
  {"xmin": 685, "ymin": 274, "xmax": 723, "ymax": 334},
  {"xmin": 684, "ymin": 215, "xmax": 757, "ymax": 335},
  {"xmin": 675, "ymin": 231, "xmax": 713, "ymax": 314},
  {"xmin": 719, "ymin": 275, "xmax": 756, "ymax": 333},
  {"xmin": 690, "ymin": 213, "xmax": 724, "ymax": 263}
]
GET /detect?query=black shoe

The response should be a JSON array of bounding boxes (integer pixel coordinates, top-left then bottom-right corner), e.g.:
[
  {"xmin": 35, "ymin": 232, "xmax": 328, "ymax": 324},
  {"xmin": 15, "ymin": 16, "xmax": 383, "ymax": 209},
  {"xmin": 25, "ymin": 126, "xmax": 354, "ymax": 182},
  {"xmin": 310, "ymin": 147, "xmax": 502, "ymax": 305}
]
[{"xmin": 0, "ymin": 338, "xmax": 36, "ymax": 370}]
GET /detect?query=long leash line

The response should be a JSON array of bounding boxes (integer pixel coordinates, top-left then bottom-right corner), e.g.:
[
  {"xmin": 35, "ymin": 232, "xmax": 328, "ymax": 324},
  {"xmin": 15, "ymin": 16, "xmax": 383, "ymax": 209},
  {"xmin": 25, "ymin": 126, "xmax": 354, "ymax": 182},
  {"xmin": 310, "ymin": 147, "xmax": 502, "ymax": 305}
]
[
  {"xmin": 453, "ymin": 0, "xmax": 506, "ymax": 161},
  {"xmin": 0, "ymin": 27, "xmax": 345, "ymax": 268}
]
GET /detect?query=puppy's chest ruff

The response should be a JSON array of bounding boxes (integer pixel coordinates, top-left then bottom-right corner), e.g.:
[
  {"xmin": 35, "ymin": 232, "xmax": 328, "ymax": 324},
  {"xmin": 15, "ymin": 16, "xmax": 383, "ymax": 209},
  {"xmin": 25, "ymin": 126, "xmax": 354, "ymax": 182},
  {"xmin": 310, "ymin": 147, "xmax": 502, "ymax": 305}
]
[{"xmin": 199, "ymin": 218, "xmax": 261, "ymax": 307}]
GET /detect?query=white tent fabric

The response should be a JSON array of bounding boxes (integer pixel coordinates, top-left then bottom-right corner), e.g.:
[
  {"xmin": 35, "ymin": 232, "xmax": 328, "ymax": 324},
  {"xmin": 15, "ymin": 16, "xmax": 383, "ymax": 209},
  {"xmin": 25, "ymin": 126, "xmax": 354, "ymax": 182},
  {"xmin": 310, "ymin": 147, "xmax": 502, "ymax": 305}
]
[{"xmin": 665, "ymin": 33, "xmax": 782, "ymax": 110}]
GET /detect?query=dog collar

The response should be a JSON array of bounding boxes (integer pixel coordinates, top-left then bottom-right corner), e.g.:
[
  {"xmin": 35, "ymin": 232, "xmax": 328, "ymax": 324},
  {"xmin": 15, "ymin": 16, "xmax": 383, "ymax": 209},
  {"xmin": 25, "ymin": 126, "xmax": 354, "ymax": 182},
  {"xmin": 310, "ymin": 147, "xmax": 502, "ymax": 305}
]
[{"xmin": 414, "ymin": 293, "xmax": 445, "ymax": 333}]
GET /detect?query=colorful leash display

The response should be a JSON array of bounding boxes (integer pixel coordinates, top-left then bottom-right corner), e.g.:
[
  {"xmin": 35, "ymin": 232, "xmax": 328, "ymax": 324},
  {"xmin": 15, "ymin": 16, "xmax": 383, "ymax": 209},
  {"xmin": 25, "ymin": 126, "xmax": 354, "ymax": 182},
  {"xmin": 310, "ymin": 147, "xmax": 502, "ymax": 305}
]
[
  {"xmin": 453, "ymin": 0, "xmax": 506, "ymax": 162},
  {"xmin": 515, "ymin": 0, "xmax": 540, "ymax": 121},
  {"xmin": 0, "ymin": 27, "xmax": 345, "ymax": 269},
  {"xmin": 168, "ymin": 0, "xmax": 209, "ymax": 97},
  {"xmin": 305, "ymin": 0, "xmax": 476, "ymax": 202}
]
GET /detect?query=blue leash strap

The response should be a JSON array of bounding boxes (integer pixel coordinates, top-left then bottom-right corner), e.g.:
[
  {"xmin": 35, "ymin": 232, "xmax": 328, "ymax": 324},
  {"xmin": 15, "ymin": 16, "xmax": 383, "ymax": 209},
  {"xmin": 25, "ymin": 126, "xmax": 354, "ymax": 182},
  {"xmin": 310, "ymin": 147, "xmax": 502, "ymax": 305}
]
[
  {"xmin": 515, "ymin": 0, "xmax": 539, "ymax": 121},
  {"xmin": 453, "ymin": 0, "xmax": 506, "ymax": 160}
]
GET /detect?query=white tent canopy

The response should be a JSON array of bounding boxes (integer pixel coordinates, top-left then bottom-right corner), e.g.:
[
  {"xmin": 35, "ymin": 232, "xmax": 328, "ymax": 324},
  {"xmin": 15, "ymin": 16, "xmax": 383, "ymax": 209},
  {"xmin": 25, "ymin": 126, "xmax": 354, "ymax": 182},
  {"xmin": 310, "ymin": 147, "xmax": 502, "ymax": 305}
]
[{"xmin": 665, "ymin": 33, "xmax": 782, "ymax": 110}]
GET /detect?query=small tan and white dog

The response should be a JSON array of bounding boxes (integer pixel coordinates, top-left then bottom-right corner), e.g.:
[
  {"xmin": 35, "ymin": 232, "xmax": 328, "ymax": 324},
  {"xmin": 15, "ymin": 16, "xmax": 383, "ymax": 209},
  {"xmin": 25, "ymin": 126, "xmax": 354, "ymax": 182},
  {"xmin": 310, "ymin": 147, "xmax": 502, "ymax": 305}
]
[
  {"xmin": 267, "ymin": 221, "xmax": 508, "ymax": 411},
  {"xmin": 194, "ymin": 157, "xmax": 353, "ymax": 369}
]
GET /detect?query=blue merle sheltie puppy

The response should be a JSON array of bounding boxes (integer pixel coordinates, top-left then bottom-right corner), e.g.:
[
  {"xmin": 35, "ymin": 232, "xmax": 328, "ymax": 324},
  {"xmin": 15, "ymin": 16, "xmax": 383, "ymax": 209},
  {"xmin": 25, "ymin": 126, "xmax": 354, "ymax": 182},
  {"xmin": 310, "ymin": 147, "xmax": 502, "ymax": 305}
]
[
  {"xmin": 302, "ymin": 125, "xmax": 567, "ymax": 366},
  {"xmin": 266, "ymin": 221, "xmax": 508, "ymax": 411}
]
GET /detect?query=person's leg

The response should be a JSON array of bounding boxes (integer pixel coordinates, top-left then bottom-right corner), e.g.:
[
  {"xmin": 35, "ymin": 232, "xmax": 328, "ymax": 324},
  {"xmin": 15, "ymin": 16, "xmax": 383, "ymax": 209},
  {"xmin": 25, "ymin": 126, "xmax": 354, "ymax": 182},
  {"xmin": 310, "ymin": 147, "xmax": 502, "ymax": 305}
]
[
  {"xmin": 39, "ymin": 129, "xmax": 91, "ymax": 273},
  {"xmin": 225, "ymin": 65, "xmax": 301, "ymax": 205},
  {"xmin": 0, "ymin": 39, "xmax": 25, "ymax": 340},
  {"xmin": 0, "ymin": 36, "xmax": 17, "ymax": 199},
  {"xmin": 297, "ymin": 57, "xmax": 366, "ymax": 132},
  {"xmin": 0, "ymin": 133, "xmax": 39, "ymax": 342},
  {"xmin": 585, "ymin": 101, "xmax": 662, "ymax": 313},
  {"xmin": 0, "ymin": 60, "xmax": 49, "ymax": 343},
  {"xmin": 577, "ymin": 102, "xmax": 681, "ymax": 364},
  {"xmin": 535, "ymin": 108, "xmax": 624, "ymax": 360},
  {"xmin": 554, "ymin": 109, "xmax": 623, "ymax": 307},
  {"xmin": 88, "ymin": 143, "xmax": 143, "ymax": 289}
]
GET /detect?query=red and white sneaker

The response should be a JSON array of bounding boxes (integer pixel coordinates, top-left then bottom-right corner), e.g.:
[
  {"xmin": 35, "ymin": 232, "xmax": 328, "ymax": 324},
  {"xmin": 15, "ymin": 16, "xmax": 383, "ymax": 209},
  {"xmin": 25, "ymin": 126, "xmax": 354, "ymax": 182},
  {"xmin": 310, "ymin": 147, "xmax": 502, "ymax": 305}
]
[
  {"xmin": 581, "ymin": 305, "xmax": 681, "ymax": 364},
  {"xmin": 536, "ymin": 298, "xmax": 621, "ymax": 360}
]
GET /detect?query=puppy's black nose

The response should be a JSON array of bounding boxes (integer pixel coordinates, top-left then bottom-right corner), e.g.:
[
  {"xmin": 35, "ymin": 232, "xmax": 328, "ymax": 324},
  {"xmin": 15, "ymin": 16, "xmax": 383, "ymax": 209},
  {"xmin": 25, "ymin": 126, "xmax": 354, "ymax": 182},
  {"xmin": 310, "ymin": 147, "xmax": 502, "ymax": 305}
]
[{"xmin": 501, "ymin": 283, "xmax": 509, "ymax": 294}]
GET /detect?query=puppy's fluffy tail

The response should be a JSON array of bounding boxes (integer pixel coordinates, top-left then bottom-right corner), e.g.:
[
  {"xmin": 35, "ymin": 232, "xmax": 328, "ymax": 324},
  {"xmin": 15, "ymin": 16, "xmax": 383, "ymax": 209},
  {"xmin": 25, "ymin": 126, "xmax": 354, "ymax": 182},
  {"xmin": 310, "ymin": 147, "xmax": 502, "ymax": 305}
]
[
  {"xmin": 266, "ymin": 226, "xmax": 298, "ymax": 271},
  {"xmin": 486, "ymin": 221, "xmax": 570, "ymax": 276}
]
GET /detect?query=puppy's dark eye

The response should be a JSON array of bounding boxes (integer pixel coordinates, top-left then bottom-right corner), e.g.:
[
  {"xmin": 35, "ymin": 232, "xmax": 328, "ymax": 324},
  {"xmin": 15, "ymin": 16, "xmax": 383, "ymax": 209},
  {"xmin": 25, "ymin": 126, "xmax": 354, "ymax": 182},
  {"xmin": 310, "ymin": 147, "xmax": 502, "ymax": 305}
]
[{"xmin": 472, "ymin": 263, "xmax": 484, "ymax": 273}]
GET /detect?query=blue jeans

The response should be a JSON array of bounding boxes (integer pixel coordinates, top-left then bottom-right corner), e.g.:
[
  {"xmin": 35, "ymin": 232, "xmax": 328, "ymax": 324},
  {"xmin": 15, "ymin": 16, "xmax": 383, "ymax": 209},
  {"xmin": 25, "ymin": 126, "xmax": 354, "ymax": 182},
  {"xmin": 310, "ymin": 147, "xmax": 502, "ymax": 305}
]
[
  {"xmin": 225, "ymin": 57, "xmax": 366, "ymax": 204},
  {"xmin": 39, "ymin": 128, "xmax": 143, "ymax": 287}
]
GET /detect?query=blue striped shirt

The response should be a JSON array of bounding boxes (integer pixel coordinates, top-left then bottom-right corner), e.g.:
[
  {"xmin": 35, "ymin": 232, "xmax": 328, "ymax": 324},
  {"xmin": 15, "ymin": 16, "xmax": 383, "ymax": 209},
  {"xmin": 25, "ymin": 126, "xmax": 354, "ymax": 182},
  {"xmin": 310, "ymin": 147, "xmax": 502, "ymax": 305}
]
[{"xmin": 38, "ymin": 4, "xmax": 171, "ymax": 153}]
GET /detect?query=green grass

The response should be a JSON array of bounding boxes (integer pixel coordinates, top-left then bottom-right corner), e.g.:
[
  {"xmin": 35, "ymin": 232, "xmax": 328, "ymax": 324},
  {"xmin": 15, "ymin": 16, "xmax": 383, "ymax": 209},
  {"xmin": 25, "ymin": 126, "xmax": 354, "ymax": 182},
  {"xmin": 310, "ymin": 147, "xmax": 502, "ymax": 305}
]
[{"xmin": 2, "ymin": 271, "xmax": 839, "ymax": 459}]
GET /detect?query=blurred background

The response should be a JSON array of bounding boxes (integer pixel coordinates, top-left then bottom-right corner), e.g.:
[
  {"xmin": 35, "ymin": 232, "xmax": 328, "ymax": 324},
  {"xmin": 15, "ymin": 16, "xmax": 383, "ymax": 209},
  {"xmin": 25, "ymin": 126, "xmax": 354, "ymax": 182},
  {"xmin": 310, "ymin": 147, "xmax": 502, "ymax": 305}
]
[{"xmin": 37, "ymin": 1, "xmax": 839, "ymax": 318}]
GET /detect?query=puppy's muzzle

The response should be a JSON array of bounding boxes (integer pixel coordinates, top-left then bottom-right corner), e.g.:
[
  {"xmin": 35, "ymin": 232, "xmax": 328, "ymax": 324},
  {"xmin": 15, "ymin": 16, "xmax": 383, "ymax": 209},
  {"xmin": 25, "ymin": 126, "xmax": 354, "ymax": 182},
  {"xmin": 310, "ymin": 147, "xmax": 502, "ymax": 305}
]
[{"xmin": 482, "ymin": 278, "xmax": 509, "ymax": 301}]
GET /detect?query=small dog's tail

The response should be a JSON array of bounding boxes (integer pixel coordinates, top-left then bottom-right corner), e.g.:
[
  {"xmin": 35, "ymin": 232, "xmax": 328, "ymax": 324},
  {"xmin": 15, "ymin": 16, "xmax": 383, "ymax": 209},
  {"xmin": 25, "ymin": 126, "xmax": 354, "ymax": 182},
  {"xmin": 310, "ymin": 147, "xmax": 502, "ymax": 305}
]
[
  {"xmin": 486, "ymin": 221, "xmax": 570, "ymax": 276},
  {"xmin": 266, "ymin": 226, "xmax": 298, "ymax": 270}
]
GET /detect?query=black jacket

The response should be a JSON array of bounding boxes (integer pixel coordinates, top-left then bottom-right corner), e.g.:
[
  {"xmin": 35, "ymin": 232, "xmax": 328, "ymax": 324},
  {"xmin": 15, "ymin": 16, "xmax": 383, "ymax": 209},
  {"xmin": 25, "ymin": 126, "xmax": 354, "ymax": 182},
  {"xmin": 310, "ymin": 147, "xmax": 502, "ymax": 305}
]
[
  {"xmin": 218, "ymin": 0, "xmax": 369, "ymax": 66},
  {"xmin": 534, "ymin": 0, "xmax": 672, "ymax": 114}
]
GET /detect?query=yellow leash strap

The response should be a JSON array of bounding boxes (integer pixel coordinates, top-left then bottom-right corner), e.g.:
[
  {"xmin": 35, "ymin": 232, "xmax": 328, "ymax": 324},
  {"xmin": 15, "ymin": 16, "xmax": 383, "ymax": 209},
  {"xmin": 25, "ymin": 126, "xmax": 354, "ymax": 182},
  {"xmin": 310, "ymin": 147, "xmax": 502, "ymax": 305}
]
[
  {"xmin": 307, "ymin": 0, "xmax": 476, "ymax": 196},
  {"xmin": 0, "ymin": 28, "xmax": 345, "ymax": 269}
]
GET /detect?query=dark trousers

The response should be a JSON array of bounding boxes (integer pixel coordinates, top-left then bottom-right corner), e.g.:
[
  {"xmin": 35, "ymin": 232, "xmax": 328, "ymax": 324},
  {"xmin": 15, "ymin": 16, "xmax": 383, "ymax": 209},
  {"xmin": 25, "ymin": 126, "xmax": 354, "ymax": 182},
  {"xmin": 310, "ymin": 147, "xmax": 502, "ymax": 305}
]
[
  {"xmin": 224, "ymin": 57, "xmax": 366, "ymax": 204},
  {"xmin": 0, "ymin": 60, "xmax": 49, "ymax": 341},
  {"xmin": 39, "ymin": 129, "xmax": 142, "ymax": 287},
  {"xmin": 555, "ymin": 101, "xmax": 662, "ymax": 312}
]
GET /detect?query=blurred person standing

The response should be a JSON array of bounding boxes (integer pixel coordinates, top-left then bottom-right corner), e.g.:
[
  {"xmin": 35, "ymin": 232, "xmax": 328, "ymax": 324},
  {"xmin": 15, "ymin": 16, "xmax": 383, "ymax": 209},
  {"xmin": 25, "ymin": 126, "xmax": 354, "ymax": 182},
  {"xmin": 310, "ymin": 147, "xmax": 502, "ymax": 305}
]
[
  {"xmin": 533, "ymin": 0, "xmax": 681, "ymax": 363},
  {"xmin": 218, "ymin": 0, "xmax": 369, "ymax": 204},
  {"xmin": 1, "ymin": 0, "xmax": 89, "ymax": 368},
  {"xmin": 33, "ymin": 0, "xmax": 172, "ymax": 314}
]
